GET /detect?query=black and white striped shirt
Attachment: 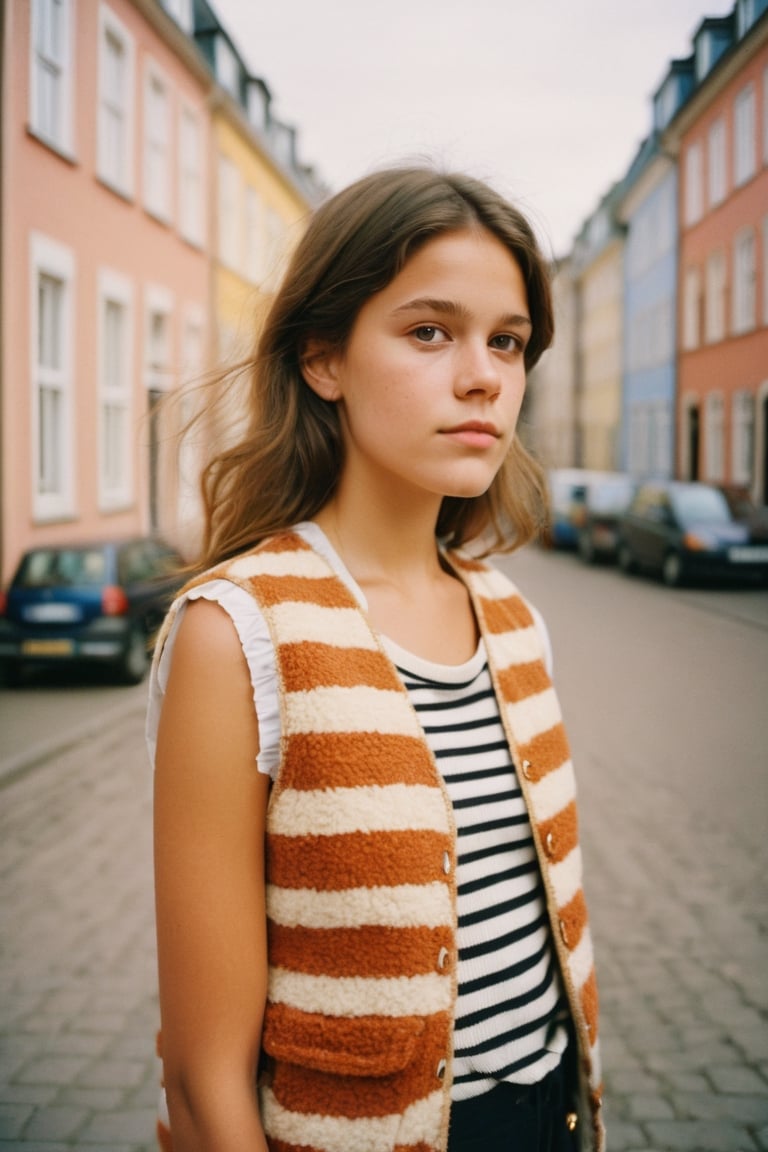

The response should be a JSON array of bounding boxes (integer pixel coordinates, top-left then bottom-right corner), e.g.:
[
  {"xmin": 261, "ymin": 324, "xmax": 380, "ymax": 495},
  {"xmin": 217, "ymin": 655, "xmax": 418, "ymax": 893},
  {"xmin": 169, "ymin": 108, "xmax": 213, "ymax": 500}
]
[{"xmin": 383, "ymin": 635, "xmax": 569, "ymax": 1101}]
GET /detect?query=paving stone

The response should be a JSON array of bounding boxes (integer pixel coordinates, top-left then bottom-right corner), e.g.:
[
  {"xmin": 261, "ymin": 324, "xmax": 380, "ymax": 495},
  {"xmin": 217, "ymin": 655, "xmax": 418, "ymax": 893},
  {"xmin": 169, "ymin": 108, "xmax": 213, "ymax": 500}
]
[
  {"xmin": 14, "ymin": 1056, "xmax": 89, "ymax": 1087},
  {"xmin": 595, "ymin": 1119, "xmax": 645, "ymax": 1150},
  {"xmin": 626, "ymin": 1093, "xmax": 676, "ymax": 1121},
  {"xmin": 646, "ymin": 1119, "xmax": 758, "ymax": 1150},
  {"xmin": 606, "ymin": 1069, "xmax": 662, "ymax": 1095},
  {"xmin": 0, "ymin": 1102, "xmax": 34, "ymax": 1139},
  {"xmin": 22, "ymin": 1105, "xmax": 88, "ymax": 1141},
  {"xmin": 708, "ymin": 1065, "xmax": 768, "ymax": 1094},
  {"xmin": 77, "ymin": 1057, "xmax": 148, "ymax": 1090},
  {"xmin": 77, "ymin": 1106, "xmax": 156, "ymax": 1144},
  {"xmin": 670, "ymin": 1093, "xmax": 768, "ymax": 1126}
]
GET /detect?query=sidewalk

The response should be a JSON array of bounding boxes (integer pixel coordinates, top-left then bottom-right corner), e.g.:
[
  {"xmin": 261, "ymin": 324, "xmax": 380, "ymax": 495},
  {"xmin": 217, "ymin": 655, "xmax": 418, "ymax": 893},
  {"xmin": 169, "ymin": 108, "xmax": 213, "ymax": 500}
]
[{"xmin": 0, "ymin": 706, "xmax": 159, "ymax": 1152}]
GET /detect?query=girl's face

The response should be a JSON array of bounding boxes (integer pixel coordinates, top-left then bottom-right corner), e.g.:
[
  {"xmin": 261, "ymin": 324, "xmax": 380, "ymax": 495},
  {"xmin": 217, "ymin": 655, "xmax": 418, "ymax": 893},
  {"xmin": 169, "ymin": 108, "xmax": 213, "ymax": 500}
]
[{"xmin": 306, "ymin": 226, "xmax": 531, "ymax": 512}]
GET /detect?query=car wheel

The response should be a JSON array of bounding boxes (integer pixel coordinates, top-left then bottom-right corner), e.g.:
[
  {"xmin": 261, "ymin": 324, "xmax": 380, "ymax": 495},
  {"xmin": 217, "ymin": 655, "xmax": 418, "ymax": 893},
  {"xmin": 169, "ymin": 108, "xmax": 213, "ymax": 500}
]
[
  {"xmin": 578, "ymin": 532, "xmax": 596, "ymax": 564},
  {"xmin": 617, "ymin": 543, "xmax": 636, "ymax": 574},
  {"xmin": 118, "ymin": 624, "xmax": 149, "ymax": 685},
  {"xmin": 662, "ymin": 551, "xmax": 684, "ymax": 588}
]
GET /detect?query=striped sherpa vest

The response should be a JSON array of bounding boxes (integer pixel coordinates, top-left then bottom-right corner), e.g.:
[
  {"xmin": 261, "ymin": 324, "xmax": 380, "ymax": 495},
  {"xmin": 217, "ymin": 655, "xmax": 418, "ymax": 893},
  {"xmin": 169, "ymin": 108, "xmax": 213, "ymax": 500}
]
[{"xmin": 155, "ymin": 530, "xmax": 604, "ymax": 1152}]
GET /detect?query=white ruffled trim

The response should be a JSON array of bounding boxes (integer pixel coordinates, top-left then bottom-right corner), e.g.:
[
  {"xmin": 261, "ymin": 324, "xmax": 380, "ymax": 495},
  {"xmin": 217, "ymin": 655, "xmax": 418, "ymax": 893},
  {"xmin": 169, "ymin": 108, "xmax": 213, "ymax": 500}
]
[{"xmin": 146, "ymin": 525, "xmax": 553, "ymax": 780}]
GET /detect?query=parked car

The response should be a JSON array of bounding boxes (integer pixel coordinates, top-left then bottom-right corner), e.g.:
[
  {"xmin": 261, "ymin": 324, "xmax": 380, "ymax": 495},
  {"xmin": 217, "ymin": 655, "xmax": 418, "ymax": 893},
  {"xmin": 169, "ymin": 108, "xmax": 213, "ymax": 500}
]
[
  {"xmin": 716, "ymin": 484, "xmax": 768, "ymax": 536},
  {"xmin": 617, "ymin": 480, "xmax": 768, "ymax": 587},
  {"xmin": 544, "ymin": 468, "xmax": 594, "ymax": 549},
  {"xmin": 572, "ymin": 472, "xmax": 636, "ymax": 564},
  {"xmin": 0, "ymin": 537, "xmax": 185, "ymax": 685}
]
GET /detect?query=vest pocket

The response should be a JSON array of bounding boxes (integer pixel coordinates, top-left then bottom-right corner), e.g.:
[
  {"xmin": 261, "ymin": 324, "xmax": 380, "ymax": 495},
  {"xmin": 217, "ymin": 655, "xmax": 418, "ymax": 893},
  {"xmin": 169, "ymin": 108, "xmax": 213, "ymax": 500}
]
[{"xmin": 262, "ymin": 1005, "xmax": 426, "ymax": 1078}]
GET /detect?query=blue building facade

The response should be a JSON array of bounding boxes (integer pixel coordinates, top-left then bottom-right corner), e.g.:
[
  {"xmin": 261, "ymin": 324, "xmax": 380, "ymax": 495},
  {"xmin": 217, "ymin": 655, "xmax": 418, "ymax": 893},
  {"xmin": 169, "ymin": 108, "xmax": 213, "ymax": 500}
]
[{"xmin": 618, "ymin": 58, "xmax": 695, "ymax": 478}]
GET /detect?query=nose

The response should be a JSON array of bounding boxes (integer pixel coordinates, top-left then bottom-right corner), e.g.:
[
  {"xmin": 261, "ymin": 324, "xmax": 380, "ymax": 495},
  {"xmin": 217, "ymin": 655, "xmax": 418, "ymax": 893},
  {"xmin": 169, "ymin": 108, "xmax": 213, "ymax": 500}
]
[{"xmin": 454, "ymin": 340, "xmax": 502, "ymax": 399}]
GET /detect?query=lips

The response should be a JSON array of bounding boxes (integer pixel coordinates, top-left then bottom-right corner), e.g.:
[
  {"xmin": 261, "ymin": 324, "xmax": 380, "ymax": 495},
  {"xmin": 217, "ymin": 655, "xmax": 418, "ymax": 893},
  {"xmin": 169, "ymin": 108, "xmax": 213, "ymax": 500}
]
[
  {"xmin": 441, "ymin": 421, "xmax": 501, "ymax": 449},
  {"xmin": 442, "ymin": 421, "xmax": 500, "ymax": 437}
]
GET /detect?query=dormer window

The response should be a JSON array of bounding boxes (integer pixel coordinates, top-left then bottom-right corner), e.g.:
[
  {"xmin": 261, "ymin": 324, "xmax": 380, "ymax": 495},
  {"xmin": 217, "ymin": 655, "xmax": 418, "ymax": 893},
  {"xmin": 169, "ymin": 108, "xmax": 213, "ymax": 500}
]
[
  {"xmin": 247, "ymin": 79, "xmax": 270, "ymax": 134},
  {"xmin": 214, "ymin": 34, "xmax": 240, "ymax": 100},
  {"xmin": 160, "ymin": 0, "xmax": 193, "ymax": 34},
  {"xmin": 269, "ymin": 120, "xmax": 296, "ymax": 169}
]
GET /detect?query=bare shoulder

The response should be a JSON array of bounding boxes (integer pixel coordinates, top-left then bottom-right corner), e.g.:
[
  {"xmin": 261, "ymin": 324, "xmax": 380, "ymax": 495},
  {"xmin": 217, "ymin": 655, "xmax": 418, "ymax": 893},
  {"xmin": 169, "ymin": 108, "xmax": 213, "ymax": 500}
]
[{"xmin": 156, "ymin": 594, "xmax": 260, "ymax": 779}]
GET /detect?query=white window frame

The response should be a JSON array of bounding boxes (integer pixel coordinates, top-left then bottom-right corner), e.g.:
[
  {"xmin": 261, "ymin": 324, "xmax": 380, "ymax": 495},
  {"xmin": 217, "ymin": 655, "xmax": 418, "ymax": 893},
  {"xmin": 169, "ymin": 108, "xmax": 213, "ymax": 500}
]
[
  {"xmin": 707, "ymin": 117, "xmax": 726, "ymax": 208},
  {"xmin": 704, "ymin": 250, "xmax": 726, "ymax": 344},
  {"xmin": 732, "ymin": 228, "xmax": 756, "ymax": 335},
  {"xmin": 177, "ymin": 305, "xmax": 205, "ymax": 527},
  {"xmin": 144, "ymin": 284, "xmax": 174, "ymax": 394},
  {"xmin": 29, "ymin": 0, "xmax": 76, "ymax": 157},
  {"xmin": 97, "ymin": 3, "xmax": 135, "ymax": 199},
  {"xmin": 217, "ymin": 154, "xmax": 241, "ymax": 272},
  {"xmin": 143, "ymin": 58, "xmax": 171, "ymax": 223},
  {"xmin": 684, "ymin": 142, "xmax": 703, "ymax": 226},
  {"xmin": 245, "ymin": 185, "xmax": 264, "ymax": 284},
  {"xmin": 731, "ymin": 391, "xmax": 754, "ymax": 486},
  {"xmin": 178, "ymin": 102, "xmax": 204, "ymax": 247},
  {"xmin": 97, "ymin": 268, "xmax": 134, "ymax": 509},
  {"xmin": 682, "ymin": 267, "xmax": 700, "ymax": 350},
  {"xmin": 733, "ymin": 83, "xmax": 756, "ymax": 188},
  {"xmin": 30, "ymin": 233, "xmax": 76, "ymax": 522},
  {"xmin": 704, "ymin": 392, "xmax": 725, "ymax": 483}
]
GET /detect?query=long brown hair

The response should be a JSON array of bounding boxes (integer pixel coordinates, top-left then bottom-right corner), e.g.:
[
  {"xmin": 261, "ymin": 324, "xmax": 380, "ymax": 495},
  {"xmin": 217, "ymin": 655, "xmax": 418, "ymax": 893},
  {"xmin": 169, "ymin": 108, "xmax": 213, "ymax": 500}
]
[{"xmin": 196, "ymin": 165, "xmax": 554, "ymax": 567}]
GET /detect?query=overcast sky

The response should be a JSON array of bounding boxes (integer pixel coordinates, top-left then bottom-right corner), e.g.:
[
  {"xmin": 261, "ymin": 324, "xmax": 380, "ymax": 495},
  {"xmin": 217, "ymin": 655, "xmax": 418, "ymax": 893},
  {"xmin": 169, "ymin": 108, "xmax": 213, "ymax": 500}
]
[{"xmin": 212, "ymin": 0, "xmax": 732, "ymax": 257}]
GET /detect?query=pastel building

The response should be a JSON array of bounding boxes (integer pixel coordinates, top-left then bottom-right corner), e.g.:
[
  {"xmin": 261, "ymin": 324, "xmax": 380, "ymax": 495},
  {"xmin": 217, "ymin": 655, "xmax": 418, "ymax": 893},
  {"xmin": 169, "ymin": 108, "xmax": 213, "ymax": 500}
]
[
  {"xmin": 664, "ymin": 4, "xmax": 768, "ymax": 499},
  {"xmin": 1, "ymin": 0, "xmax": 212, "ymax": 582},
  {"xmin": 0, "ymin": 0, "xmax": 321, "ymax": 582},
  {"xmin": 526, "ymin": 255, "xmax": 578, "ymax": 469},
  {"xmin": 191, "ymin": 0, "xmax": 324, "ymax": 363},
  {"xmin": 571, "ymin": 185, "xmax": 626, "ymax": 471}
]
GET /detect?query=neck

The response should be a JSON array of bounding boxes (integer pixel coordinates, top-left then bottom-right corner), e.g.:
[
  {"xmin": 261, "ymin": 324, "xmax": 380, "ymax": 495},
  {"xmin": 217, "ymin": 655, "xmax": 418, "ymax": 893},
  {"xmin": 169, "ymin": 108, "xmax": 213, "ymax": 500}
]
[{"xmin": 314, "ymin": 490, "xmax": 446, "ymax": 591}]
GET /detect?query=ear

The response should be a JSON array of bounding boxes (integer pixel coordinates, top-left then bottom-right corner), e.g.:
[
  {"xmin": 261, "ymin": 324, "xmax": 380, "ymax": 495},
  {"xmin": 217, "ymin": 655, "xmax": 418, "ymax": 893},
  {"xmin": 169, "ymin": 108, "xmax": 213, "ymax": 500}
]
[{"xmin": 300, "ymin": 337, "xmax": 343, "ymax": 402}]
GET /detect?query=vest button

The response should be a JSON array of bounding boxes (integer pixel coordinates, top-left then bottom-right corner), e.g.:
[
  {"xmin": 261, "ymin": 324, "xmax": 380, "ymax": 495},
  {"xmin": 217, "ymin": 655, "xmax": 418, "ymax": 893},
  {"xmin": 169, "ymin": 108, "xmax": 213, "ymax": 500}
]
[
  {"xmin": 521, "ymin": 759, "xmax": 534, "ymax": 780},
  {"xmin": 442, "ymin": 851, "xmax": 452, "ymax": 875},
  {"xmin": 437, "ymin": 947, "xmax": 449, "ymax": 970},
  {"xmin": 436, "ymin": 1059, "xmax": 447, "ymax": 1080},
  {"xmin": 559, "ymin": 918, "xmax": 570, "ymax": 948},
  {"xmin": 545, "ymin": 831, "xmax": 556, "ymax": 856}
]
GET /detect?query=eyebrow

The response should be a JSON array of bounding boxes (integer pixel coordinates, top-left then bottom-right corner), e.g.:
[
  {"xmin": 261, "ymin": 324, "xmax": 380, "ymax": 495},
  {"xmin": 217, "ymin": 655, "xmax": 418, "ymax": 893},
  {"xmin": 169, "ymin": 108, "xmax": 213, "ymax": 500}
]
[{"xmin": 391, "ymin": 297, "xmax": 532, "ymax": 329}]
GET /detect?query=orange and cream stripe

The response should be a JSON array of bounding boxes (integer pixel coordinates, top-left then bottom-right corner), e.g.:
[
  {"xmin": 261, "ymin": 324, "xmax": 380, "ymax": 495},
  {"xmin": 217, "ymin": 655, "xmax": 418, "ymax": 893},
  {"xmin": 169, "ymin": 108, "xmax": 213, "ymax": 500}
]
[
  {"xmin": 453, "ymin": 554, "xmax": 603, "ymax": 1150},
  {"xmin": 152, "ymin": 531, "xmax": 604, "ymax": 1152}
]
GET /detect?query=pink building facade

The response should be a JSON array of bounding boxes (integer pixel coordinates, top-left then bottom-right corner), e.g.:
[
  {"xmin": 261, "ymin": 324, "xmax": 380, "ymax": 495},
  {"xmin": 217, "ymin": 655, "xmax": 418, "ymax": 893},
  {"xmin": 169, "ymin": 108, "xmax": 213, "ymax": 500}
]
[
  {"xmin": 1, "ymin": 0, "xmax": 212, "ymax": 583},
  {"xmin": 672, "ymin": 15, "xmax": 768, "ymax": 500}
]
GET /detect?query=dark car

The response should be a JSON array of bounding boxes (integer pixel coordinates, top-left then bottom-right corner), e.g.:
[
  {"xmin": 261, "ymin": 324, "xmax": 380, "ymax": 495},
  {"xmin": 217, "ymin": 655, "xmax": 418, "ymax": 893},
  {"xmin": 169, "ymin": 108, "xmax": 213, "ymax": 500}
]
[
  {"xmin": 717, "ymin": 485, "xmax": 768, "ymax": 537},
  {"xmin": 617, "ymin": 480, "xmax": 768, "ymax": 587},
  {"xmin": 0, "ymin": 537, "xmax": 185, "ymax": 685},
  {"xmin": 573, "ymin": 472, "xmax": 636, "ymax": 564}
]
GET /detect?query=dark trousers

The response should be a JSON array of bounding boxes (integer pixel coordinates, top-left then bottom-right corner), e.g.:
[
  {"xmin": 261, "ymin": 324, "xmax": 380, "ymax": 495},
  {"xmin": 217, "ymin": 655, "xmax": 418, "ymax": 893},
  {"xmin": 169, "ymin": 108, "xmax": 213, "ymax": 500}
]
[{"xmin": 447, "ymin": 1057, "xmax": 579, "ymax": 1152}]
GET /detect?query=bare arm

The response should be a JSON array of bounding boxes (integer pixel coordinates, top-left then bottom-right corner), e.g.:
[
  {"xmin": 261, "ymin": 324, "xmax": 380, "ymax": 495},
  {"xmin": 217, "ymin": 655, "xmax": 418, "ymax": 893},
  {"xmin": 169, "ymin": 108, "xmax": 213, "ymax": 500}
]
[{"xmin": 153, "ymin": 598, "xmax": 270, "ymax": 1151}]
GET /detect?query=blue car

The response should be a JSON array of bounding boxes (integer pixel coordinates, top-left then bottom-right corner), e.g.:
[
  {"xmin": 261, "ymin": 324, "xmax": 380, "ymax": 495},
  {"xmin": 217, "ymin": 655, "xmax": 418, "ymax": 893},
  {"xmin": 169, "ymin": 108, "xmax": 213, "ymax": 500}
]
[{"xmin": 0, "ymin": 537, "xmax": 185, "ymax": 685}]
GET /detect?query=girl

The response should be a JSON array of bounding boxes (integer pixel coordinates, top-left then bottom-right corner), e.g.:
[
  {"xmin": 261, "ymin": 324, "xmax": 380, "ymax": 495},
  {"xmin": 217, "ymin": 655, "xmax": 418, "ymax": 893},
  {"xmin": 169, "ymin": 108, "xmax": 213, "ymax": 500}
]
[{"xmin": 149, "ymin": 165, "xmax": 604, "ymax": 1152}]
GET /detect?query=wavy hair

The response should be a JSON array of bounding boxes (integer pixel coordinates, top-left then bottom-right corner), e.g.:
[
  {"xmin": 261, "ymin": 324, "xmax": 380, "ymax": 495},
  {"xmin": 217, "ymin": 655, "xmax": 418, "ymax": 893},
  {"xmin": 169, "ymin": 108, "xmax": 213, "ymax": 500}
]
[{"xmin": 195, "ymin": 165, "xmax": 554, "ymax": 567}]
